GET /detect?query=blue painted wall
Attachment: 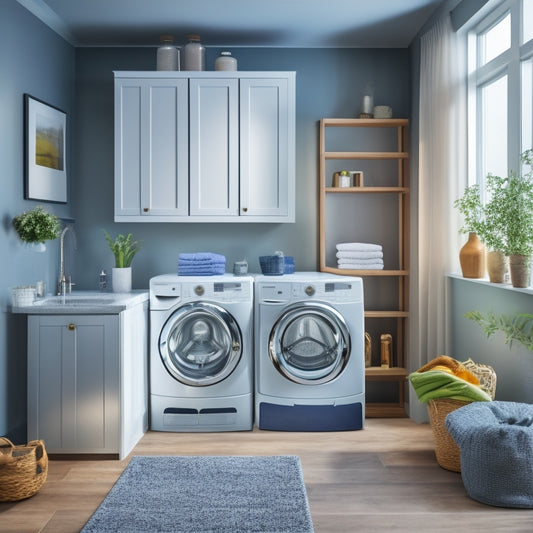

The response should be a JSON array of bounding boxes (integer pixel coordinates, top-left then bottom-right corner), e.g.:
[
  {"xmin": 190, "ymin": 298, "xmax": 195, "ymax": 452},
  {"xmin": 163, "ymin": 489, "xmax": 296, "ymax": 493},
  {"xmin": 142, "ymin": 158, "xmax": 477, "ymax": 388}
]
[
  {"xmin": 0, "ymin": 0, "xmax": 75, "ymax": 441},
  {"xmin": 73, "ymin": 47, "xmax": 410, "ymax": 289},
  {"xmin": 449, "ymin": 277, "xmax": 533, "ymax": 403},
  {"xmin": 1, "ymin": 2, "xmax": 410, "ymax": 440}
]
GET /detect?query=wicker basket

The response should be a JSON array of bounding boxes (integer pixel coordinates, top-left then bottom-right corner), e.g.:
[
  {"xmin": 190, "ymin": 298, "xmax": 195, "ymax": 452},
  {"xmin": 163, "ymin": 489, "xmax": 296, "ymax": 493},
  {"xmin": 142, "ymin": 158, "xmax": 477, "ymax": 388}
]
[
  {"xmin": 426, "ymin": 359, "xmax": 497, "ymax": 472},
  {"xmin": 427, "ymin": 398, "xmax": 469, "ymax": 472},
  {"xmin": 0, "ymin": 437, "xmax": 48, "ymax": 502}
]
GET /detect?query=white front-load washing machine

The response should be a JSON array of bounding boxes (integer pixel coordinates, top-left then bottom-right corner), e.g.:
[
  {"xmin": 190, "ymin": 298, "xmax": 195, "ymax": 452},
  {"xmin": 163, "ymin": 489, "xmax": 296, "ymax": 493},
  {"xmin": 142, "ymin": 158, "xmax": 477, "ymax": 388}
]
[
  {"xmin": 255, "ymin": 272, "xmax": 365, "ymax": 431},
  {"xmin": 150, "ymin": 274, "xmax": 254, "ymax": 432}
]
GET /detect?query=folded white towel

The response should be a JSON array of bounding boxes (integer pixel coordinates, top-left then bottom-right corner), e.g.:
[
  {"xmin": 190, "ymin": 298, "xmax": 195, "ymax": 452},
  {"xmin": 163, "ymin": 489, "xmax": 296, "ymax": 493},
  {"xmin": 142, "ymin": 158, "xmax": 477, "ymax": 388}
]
[
  {"xmin": 338, "ymin": 263, "xmax": 384, "ymax": 270},
  {"xmin": 336, "ymin": 242, "xmax": 382, "ymax": 252},
  {"xmin": 336, "ymin": 251, "xmax": 383, "ymax": 260},
  {"xmin": 337, "ymin": 258, "xmax": 384, "ymax": 266}
]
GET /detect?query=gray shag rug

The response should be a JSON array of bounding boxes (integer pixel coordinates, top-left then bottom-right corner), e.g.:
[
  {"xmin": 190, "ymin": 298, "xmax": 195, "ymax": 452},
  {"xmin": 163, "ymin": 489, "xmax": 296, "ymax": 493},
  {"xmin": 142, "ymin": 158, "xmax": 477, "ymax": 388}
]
[{"xmin": 81, "ymin": 455, "xmax": 314, "ymax": 533}]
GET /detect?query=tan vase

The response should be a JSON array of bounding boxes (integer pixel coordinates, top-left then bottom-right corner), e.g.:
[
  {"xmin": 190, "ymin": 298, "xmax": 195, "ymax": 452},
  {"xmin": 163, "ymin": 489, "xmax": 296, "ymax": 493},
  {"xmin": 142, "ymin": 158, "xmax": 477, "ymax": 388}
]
[
  {"xmin": 486, "ymin": 250, "xmax": 508, "ymax": 283},
  {"xmin": 459, "ymin": 232, "xmax": 485, "ymax": 278},
  {"xmin": 509, "ymin": 254, "xmax": 531, "ymax": 288}
]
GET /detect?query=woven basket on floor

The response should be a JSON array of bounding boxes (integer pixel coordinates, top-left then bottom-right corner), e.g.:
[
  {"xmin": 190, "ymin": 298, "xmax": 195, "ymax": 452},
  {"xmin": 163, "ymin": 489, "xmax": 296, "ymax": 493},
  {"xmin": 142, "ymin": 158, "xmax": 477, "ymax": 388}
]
[
  {"xmin": 427, "ymin": 398, "xmax": 470, "ymax": 472},
  {"xmin": 0, "ymin": 437, "xmax": 48, "ymax": 502},
  {"xmin": 427, "ymin": 361, "xmax": 497, "ymax": 472}
]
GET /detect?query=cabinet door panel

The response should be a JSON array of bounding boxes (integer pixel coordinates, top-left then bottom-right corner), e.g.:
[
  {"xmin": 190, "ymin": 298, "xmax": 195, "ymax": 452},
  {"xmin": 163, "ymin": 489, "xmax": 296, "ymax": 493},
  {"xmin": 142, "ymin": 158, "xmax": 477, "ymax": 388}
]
[
  {"xmin": 145, "ymin": 81, "xmax": 189, "ymax": 216},
  {"xmin": 189, "ymin": 79, "xmax": 239, "ymax": 216},
  {"xmin": 240, "ymin": 78, "xmax": 295, "ymax": 220},
  {"xmin": 27, "ymin": 315, "xmax": 120, "ymax": 453},
  {"xmin": 114, "ymin": 84, "xmax": 142, "ymax": 216}
]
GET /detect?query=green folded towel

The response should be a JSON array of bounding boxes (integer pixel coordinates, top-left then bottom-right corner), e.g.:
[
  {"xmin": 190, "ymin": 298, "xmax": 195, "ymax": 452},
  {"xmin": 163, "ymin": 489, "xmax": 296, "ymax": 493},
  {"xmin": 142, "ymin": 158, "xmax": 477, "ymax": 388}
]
[{"xmin": 409, "ymin": 369, "xmax": 492, "ymax": 403}]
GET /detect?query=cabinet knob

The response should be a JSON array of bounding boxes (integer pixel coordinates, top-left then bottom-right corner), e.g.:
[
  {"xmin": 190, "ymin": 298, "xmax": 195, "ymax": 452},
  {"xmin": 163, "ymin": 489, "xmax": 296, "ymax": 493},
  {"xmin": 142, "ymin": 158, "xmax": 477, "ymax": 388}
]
[
  {"xmin": 143, "ymin": 207, "xmax": 149, "ymax": 213},
  {"xmin": 242, "ymin": 207, "xmax": 248, "ymax": 213},
  {"xmin": 68, "ymin": 323, "xmax": 76, "ymax": 331}
]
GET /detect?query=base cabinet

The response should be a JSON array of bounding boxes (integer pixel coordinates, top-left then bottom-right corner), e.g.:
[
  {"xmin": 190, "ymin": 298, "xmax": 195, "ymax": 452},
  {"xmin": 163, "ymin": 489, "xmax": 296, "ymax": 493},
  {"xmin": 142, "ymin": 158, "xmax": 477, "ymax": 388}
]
[{"xmin": 27, "ymin": 303, "xmax": 148, "ymax": 458}]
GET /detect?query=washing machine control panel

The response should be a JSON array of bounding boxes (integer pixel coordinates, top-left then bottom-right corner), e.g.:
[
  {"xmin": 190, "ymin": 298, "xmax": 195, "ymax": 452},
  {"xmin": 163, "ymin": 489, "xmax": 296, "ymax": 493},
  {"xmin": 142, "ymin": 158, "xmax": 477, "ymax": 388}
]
[
  {"xmin": 183, "ymin": 281, "xmax": 252, "ymax": 302},
  {"xmin": 292, "ymin": 281, "xmax": 362, "ymax": 302}
]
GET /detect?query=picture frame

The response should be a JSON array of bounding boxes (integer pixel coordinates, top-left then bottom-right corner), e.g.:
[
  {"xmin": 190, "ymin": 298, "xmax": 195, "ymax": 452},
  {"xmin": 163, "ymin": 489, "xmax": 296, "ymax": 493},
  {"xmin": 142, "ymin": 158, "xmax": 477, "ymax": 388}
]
[{"xmin": 24, "ymin": 94, "xmax": 67, "ymax": 203}]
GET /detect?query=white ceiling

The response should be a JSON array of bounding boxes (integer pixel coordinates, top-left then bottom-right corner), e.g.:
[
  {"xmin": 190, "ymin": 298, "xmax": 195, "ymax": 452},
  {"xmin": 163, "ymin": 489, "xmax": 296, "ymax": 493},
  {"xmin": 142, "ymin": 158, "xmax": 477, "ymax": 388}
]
[{"xmin": 17, "ymin": 0, "xmax": 446, "ymax": 48}]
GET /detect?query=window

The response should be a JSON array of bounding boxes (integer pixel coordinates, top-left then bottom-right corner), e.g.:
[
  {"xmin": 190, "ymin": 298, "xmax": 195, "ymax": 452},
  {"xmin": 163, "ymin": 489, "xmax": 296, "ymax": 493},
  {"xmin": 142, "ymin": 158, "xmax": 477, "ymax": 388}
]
[{"xmin": 467, "ymin": 0, "xmax": 533, "ymax": 186}]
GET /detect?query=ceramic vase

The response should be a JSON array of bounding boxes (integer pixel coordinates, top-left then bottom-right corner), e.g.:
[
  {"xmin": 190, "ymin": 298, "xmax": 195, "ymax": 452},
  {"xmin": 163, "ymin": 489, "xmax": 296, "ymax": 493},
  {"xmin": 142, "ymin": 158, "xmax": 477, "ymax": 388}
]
[
  {"xmin": 486, "ymin": 250, "xmax": 508, "ymax": 283},
  {"xmin": 112, "ymin": 267, "xmax": 132, "ymax": 293},
  {"xmin": 509, "ymin": 254, "xmax": 531, "ymax": 288},
  {"xmin": 459, "ymin": 232, "xmax": 485, "ymax": 279}
]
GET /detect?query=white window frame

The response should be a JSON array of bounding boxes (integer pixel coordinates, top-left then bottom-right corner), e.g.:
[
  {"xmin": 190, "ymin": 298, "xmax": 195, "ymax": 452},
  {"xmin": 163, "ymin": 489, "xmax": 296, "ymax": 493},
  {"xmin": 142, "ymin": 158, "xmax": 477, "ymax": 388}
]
[{"xmin": 466, "ymin": 0, "xmax": 533, "ymax": 188}]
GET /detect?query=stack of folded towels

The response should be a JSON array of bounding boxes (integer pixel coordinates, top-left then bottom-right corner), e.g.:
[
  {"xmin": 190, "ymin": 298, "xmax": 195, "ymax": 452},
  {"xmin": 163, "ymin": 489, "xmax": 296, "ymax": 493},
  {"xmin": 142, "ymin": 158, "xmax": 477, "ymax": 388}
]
[
  {"xmin": 178, "ymin": 252, "xmax": 226, "ymax": 276},
  {"xmin": 336, "ymin": 242, "xmax": 384, "ymax": 270}
]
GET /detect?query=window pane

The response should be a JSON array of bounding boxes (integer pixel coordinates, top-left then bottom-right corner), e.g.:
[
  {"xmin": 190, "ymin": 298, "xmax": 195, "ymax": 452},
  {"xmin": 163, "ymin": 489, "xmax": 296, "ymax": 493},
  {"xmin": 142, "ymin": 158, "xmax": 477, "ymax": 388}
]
[
  {"xmin": 481, "ymin": 75, "xmax": 507, "ymax": 179},
  {"xmin": 480, "ymin": 13, "xmax": 511, "ymax": 65},
  {"xmin": 524, "ymin": 0, "xmax": 533, "ymax": 43},
  {"xmin": 522, "ymin": 57, "xmax": 533, "ymax": 152}
]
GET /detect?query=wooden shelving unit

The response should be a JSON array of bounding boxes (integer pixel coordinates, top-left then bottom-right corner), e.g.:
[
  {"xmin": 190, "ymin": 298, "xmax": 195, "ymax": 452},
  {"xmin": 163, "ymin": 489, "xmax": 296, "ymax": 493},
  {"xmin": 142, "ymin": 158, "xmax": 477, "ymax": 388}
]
[{"xmin": 319, "ymin": 118, "xmax": 409, "ymax": 418}]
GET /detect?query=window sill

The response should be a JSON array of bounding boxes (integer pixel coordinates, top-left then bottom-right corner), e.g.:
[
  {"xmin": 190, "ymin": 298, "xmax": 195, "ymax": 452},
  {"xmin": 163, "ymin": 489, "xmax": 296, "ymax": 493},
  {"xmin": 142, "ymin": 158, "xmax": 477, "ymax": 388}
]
[{"xmin": 447, "ymin": 273, "xmax": 533, "ymax": 296}]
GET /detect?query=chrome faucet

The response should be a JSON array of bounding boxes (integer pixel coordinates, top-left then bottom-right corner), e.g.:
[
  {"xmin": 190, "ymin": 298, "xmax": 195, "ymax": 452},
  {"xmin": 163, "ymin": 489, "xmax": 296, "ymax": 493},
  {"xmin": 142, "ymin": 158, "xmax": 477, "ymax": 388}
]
[{"xmin": 57, "ymin": 226, "xmax": 77, "ymax": 295}]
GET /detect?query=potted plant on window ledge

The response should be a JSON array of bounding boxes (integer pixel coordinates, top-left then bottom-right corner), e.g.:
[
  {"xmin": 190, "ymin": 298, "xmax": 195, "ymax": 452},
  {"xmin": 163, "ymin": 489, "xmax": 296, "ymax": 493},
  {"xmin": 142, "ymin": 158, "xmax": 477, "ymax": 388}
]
[
  {"xmin": 454, "ymin": 184, "xmax": 486, "ymax": 278},
  {"xmin": 104, "ymin": 231, "xmax": 142, "ymax": 292},
  {"xmin": 486, "ymin": 149, "xmax": 533, "ymax": 288}
]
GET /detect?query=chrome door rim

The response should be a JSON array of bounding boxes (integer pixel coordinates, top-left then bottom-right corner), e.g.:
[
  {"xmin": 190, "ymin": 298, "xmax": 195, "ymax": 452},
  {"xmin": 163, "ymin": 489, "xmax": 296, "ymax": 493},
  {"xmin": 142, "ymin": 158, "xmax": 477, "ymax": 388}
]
[
  {"xmin": 159, "ymin": 302, "xmax": 242, "ymax": 386},
  {"xmin": 268, "ymin": 301, "xmax": 351, "ymax": 385}
]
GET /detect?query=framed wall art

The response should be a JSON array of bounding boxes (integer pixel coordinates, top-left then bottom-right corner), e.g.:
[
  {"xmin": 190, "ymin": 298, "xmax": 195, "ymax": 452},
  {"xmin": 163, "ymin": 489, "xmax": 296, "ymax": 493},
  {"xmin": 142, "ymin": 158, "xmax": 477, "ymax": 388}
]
[{"xmin": 24, "ymin": 94, "xmax": 67, "ymax": 203}]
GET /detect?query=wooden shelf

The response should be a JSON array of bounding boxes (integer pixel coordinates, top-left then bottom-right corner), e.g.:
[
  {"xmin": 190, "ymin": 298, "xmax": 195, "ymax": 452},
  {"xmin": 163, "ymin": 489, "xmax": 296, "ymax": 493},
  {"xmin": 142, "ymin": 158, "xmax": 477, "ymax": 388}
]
[
  {"xmin": 325, "ymin": 186, "xmax": 409, "ymax": 193},
  {"xmin": 321, "ymin": 266, "xmax": 408, "ymax": 277},
  {"xmin": 324, "ymin": 151, "xmax": 408, "ymax": 160},
  {"xmin": 365, "ymin": 366, "xmax": 408, "ymax": 378},
  {"xmin": 319, "ymin": 118, "xmax": 409, "ymax": 418}
]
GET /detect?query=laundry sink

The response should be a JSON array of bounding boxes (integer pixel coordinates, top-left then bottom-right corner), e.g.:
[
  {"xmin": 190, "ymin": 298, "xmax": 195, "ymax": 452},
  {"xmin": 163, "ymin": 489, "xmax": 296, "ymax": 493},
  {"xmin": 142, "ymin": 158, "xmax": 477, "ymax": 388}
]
[
  {"xmin": 34, "ymin": 294, "xmax": 118, "ymax": 306},
  {"xmin": 13, "ymin": 291, "xmax": 149, "ymax": 315}
]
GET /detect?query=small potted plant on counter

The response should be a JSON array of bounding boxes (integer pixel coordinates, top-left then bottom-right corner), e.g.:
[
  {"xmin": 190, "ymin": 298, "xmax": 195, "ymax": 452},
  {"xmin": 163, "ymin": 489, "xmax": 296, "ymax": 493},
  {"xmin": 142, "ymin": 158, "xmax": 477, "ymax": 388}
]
[
  {"xmin": 12, "ymin": 205, "xmax": 61, "ymax": 251},
  {"xmin": 104, "ymin": 230, "xmax": 142, "ymax": 292}
]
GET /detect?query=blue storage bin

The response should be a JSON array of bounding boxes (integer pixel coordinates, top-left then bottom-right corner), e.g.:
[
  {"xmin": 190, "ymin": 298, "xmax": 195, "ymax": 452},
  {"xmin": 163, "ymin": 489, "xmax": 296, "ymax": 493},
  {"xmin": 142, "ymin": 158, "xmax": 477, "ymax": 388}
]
[
  {"xmin": 284, "ymin": 256, "xmax": 295, "ymax": 274},
  {"xmin": 259, "ymin": 255, "xmax": 284, "ymax": 275}
]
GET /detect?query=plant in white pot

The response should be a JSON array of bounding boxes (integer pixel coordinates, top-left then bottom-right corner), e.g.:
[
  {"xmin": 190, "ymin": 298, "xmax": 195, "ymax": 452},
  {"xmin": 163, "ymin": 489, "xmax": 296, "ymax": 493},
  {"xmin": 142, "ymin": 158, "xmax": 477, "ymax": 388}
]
[
  {"xmin": 485, "ymin": 149, "xmax": 533, "ymax": 288},
  {"xmin": 453, "ymin": 184, "xmax": 486, "ymax": 278},
  {"xmin": 12, "ymin": 205, "xmax": 61, "ymax": 251},
  {"xmin": 104, "ymin": 231, "xmax": 142, "ymax": 292}
]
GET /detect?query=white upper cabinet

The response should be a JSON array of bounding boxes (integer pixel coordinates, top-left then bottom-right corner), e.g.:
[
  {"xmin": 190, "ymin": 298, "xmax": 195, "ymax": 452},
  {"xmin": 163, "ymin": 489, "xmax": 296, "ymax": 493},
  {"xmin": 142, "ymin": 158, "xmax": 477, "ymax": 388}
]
[
  {"xmin": 114, "ymin": 71, "xmax": 295, "ymax": 222},
  {"xmin": 114, "ymin": 78, "xmax": 189, "ymax": 217}
]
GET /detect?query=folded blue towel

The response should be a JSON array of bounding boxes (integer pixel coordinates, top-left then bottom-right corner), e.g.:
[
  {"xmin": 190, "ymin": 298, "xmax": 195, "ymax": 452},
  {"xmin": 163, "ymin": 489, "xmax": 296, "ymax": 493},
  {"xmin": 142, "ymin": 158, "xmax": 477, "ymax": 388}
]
[
  {"xmin": 178, "ymin": 265, "xmax": 226, "ymax": 276},
  {"xmin": 178, "ymin": 252, "xmax": 226, "ymax": 264}
]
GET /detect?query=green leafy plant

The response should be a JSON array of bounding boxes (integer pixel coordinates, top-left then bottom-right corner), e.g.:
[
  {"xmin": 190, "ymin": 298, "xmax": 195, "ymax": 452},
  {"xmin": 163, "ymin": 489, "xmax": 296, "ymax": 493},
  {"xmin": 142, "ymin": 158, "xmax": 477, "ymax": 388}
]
[
  {"xmin": 454, "ymin": 183, "xmax": 484, "ymax": 236},
  {"xmin": 485, "ymin": 149, "xmax": 533, "ymax": 256},
  {"xmin": 104, "ymin": 231, "xmax": 142, "ymax": 268},
  {"xmin": 465, "ymin": 310, "xmax": 533, "ymax": 352},
  {"xmin": 12, "ymin": 205, "xmax": 61, "ymax": 243}
]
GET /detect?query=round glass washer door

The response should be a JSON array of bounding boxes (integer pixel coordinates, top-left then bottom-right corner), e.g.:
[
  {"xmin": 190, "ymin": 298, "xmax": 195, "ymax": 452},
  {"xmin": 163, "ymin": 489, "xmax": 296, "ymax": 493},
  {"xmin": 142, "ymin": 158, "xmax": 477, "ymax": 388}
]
[
  {"xmin": 268, "ymin": 301, "xmax": 351, "ymax": 385},
  {"xmin": 159, "ymin": 302, "xmax": 242, "ymax": 386}
]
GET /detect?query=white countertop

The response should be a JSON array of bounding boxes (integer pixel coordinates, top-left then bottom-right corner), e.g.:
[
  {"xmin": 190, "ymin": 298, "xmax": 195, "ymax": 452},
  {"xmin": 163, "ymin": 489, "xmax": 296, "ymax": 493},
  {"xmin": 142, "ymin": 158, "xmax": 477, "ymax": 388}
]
[{"xmin": 11, "ymin": 290, "xmax": 149, "ymax": 315}]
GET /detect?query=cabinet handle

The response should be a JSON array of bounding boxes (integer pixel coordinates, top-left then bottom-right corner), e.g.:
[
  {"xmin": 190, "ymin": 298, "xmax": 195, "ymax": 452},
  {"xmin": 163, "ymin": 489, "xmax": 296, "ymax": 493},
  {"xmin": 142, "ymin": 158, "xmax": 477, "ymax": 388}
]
[
  {"xmin": 143, "ymin": 207, "xmax": 149, "ymax": 213},
  {"xmin": 242, "ymin": 207, "xmax": 248, "ymax": 213},
  {"xmin": 68, "ymin": 323, "xmax": 76, "ymax": 331}
]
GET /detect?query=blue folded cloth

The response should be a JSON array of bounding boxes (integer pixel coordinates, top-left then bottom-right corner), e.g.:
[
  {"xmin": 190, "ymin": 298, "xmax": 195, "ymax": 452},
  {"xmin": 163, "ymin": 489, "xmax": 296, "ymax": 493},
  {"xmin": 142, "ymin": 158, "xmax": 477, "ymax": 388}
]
[
  {"xmin": 178, "ymin": 252, "xmax": 226, "ymax": 264},
  {"xmin": 178, "ymin": 265, "xmax": 226, "ymax": 276}
]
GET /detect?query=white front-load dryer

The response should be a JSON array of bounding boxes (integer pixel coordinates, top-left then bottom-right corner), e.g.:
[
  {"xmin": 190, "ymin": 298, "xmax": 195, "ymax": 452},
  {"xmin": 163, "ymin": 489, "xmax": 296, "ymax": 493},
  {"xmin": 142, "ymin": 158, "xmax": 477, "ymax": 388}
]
[
  {"xmin": 254, "ymin": 272, "xmax": 365, "ymax": 431},
  {"xmin": 150, "ymin": 274, "xmax": 253, "ymax": 432}
]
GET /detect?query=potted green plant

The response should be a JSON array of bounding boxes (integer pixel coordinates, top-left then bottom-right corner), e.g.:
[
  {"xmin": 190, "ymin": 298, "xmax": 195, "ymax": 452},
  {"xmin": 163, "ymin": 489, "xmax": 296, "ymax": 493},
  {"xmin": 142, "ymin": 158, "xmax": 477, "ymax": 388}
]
[
  {"xmin": 485, "ymin": 149, "xmax": 533, "ymax": 287},
  {"xmin": 453, "ymin": 184, "xmax": 486, "ymax": 278},
  {"xmin": 12, "ymin": 205, "xmax": 61, "ymax": 251},
  {"xmin": 104, "ymin": 231, "xmax": 142, "ymax": 292},
  {"xmin": 465, "ymin": 310, "xmax": 533, "ymax": 352}
]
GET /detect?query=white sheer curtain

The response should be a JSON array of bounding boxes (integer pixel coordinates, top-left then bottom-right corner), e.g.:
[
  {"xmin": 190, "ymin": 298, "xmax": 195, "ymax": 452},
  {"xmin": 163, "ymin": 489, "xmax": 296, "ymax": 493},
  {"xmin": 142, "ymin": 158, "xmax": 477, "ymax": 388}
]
[{"xmin": 416, "ymin": 16, "xmax": 466, "ymax": 372}]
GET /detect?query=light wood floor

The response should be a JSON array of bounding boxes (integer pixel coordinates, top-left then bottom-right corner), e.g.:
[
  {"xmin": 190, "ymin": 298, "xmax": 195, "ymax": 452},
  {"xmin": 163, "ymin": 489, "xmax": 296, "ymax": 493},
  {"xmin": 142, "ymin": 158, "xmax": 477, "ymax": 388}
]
[{"xmin": 1, "ymin": 419, "xmax": 532, "ymax": 532}]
